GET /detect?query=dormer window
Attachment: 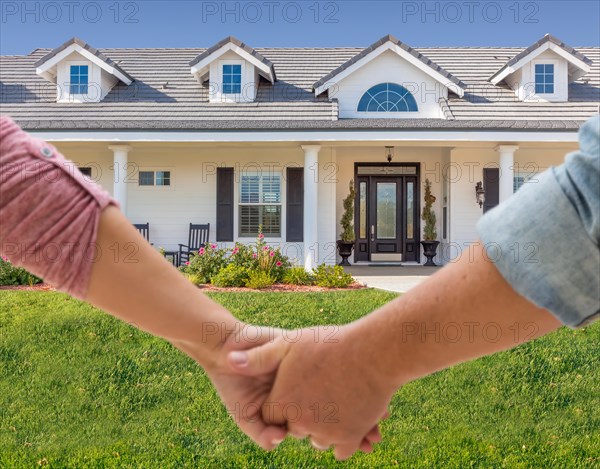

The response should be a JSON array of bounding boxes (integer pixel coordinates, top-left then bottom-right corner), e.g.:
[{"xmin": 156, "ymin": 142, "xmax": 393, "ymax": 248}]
[
  {"xmin": 189, "ymin": 36, "xmax": 276, "ymax": 103},
  {"xmin": 223, "ymin": 64, "xmax": 242, "ymax": 94},
  {"xmin": 489, "ymin": 34, "xmax": 592, "ymax": 103},
  {"xmin": 534, "ymin": 64, "xmax": 554, "ymax": 94},
  {"xmin": 34, "ymin": 37, "xmax": 133, "ymax": 103},
  {"xmin": 69, "ymin": 65, "xmax": 89, "ymax": 95}
]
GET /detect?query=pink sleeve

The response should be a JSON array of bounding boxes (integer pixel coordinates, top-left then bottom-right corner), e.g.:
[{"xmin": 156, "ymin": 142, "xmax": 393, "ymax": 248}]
[{"xmin": 0, "ymin": 116, "xmax": 118, "ymax": 299}]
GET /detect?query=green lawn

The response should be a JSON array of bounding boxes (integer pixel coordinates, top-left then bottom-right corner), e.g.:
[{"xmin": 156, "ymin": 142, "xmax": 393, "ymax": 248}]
[{"xmin": 0, "ymin": 290, "xmax": 598, "ymax": 468}]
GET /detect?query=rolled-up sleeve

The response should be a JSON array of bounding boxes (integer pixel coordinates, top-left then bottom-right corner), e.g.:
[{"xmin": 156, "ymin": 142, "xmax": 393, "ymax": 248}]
[
  {"xmin": 477, "ymin": 115, "xmax": 600, "ymax": 328},
  {"xmin": 0, "ymin": 116, "xmax": 118, "ymax": 299}
]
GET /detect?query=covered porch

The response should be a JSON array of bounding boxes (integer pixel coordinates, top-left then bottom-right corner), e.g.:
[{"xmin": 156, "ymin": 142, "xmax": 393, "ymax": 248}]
[{"xmin": 48, "ymin": 134, "xmax": 577, "ymax": 269}]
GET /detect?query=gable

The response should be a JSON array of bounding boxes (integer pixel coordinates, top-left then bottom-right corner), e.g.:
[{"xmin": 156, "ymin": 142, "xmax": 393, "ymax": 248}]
[{"xmin": 333, "ymin": 49, "xmax": 448, "ymax": 119}]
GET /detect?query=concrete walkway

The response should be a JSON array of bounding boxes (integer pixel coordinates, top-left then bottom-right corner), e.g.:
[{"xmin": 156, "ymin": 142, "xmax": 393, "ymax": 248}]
[{"xmin": 345, "ymin": 265, "xmax": 441, "ymax": 293}]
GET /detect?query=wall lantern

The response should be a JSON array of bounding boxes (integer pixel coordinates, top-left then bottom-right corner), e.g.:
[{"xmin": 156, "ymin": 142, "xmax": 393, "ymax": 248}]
[
  {"xmin": 475, "ymin": 181, "xmax": 485, "ymax": 208},
  {"xmin": 385, "ymin": 146, "xmax": 394, "ymax": 163}
]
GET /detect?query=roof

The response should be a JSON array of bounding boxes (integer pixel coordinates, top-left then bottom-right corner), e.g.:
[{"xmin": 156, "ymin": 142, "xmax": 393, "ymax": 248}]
[
  {"xmin": 2, "ymin": 41, "xmax": 598, "ymax": 132},
  {"xmin": 312, "ymin": 34, "xmax": 466, "ymax": 94},
  {"xmin": 34, "ymin": 37, "xmax": 134, "ymax": 84},
  {"xmin": 489, "ymin": 34, "xmax": 593, "ymax": 84}
]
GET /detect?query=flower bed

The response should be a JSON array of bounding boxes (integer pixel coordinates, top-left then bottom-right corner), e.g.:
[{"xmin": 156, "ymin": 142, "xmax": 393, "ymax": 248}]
[{"xmin": 179, "ymin": 232, "xmax": 355, "ymax": 289}]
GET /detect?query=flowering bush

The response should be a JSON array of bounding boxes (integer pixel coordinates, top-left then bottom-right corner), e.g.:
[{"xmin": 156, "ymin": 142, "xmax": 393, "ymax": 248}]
[
  {"xmin": 254, "ymin": 233, "xmax": 290, "ymax": 282},
  {"xmin": 182, "ymin": 243, "xmax": 228, "ymax": 284},
  {"xmin": 180, "ymin": 229, "xmax": 292, "ymax": 287},
  {"xmin": 0, "ymin": 256, "xmax": 42, "ymax": 286}
]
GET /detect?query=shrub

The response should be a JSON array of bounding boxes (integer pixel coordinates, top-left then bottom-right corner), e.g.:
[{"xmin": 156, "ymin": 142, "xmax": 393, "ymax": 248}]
[
  {"xmin": 211, "ymin": 264, "xmax": 250, "ymax": 288},
  {"xmin": 313, "ymin": 264, "xmax": 353, "ymax": 288},
  {"xmin": 229, "ymin": 243, "xmax": 257, "ymax": 270},
  {"xmin": 254, "ymin": 232, "xmax": 291, "ymax": 282},
  {"xmin": 245, "ymin": 270, "xmax": 276, "ymax": 289},
  {"xmin": 283, "ymin": 267, "xmax": 314, "ymax": 286},
  {"xmin": 181, "ymin": 243, "xmax": 228, "ymax": 284},
  {"xmin": 184, "ymin": 272, "xmax": 205, "ymax": 286},
  {"xmin": 0, "ymin": 257, "xmax": 42, "ymax": 286}
]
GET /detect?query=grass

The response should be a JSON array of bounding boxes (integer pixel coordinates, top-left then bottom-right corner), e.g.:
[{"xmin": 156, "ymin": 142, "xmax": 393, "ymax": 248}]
[{"xmin": 0, "ymin": 290, "xmax": 598, "ymax": 468}]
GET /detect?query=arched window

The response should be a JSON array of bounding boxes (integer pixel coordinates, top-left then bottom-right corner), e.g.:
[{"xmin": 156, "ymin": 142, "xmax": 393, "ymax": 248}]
[{"xmin": 357, "ymin": 83, "xmax": 418, "ymax": 112}]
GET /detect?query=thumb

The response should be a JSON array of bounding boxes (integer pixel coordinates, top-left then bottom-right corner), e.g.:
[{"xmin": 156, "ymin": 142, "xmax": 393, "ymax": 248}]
[{"xmin": 228, "ymin": 335, "xmax": 290, "ymax": 376}]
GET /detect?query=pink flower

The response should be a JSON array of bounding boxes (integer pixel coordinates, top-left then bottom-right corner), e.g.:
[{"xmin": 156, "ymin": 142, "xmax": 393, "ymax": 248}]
[
  {"xmin": 258, "ymin": 233, "xmax": 264, "ymax": 239},
  {"xmin": 199, "ymin": 247, "xmax": 205, "ymax": 255},
  {"xmin": 232, "ymin": 247, "xmax": 239, "ymax": 254},
  {"xmin": 185, "ymin": 261, "xmax": 190, "ymax": 265},
  {"xmin": 211, "ymin": 244, "xmax": 217, "ymax": 249},
  {"xmin": 269, "ymin": 251, "xmax": 275, "ymax": 257},
  {"xmin": 276, "ymin": 261, "xmax": 282, "ymax": 267},
  {"xmin": 263, "ymin": 246, "xmax": 269, "ymax": 251},
  {"xmin": 252, "ymin": 253, "xmax": 257, "ymax": 258}
]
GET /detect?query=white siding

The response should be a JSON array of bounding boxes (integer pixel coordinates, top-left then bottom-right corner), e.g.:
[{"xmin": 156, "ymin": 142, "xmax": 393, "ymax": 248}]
[{"xmin": 332, "ymin": 49, "xmax": 446, "ymax": 119}]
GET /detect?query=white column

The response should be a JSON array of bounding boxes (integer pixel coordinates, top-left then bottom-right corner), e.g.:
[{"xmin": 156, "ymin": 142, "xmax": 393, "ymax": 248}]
[
  {"xmin": 301, "ymin": 145, "xmax": 321, "ymax": 271},
  {"xmin": 108, "ymin": 145, "xmax": 132, "ymax": 215},
  {"xmin": 496, "ymin": 145, "xmax": 519, "ymax": 203}
]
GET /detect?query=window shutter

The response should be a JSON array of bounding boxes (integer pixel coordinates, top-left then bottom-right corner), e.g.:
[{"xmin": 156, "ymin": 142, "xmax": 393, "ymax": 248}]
[
  {"xmin": 216, "ymin": 167, "xmax": 234, "ymax": 241},
  {"xmin": 483, "ymin": 168, "xmax": 500, "ymax": 214},
  {"xmin": 286, "ymin": 167, "xmax": 304, "ymax": 242}
]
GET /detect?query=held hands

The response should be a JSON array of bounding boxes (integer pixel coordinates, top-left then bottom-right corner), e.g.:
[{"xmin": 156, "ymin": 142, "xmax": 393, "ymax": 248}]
[{"xmin": 215, "ymin": 324, "xmax": 396, "ymax": 460}]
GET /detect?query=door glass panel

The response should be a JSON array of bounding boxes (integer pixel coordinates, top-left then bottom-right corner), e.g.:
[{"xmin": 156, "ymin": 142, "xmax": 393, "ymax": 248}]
[
  {"xmin": 406, "ymin": 182, "xmax": 414, "ymax": 239},
  {"xmin": 359, "ymin": 182, "xmax": 367, "ymax": 239},
  {"xmin": 376, "ymin": 182, "xmax": 396, "ymax": 239}
]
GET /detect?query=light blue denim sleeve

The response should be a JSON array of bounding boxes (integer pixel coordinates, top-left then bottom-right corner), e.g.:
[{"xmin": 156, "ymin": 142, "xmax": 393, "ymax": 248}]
[{"xmin": 477, "ymin": 114, "xmax": 600, "ymax": 328}]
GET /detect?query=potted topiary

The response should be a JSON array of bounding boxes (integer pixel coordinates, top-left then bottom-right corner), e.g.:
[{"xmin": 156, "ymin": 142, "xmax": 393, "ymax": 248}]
[
  {"xmin": 420, "ymin": 178, "xmax": 439, "ymax": 266},
  {"xmin": 337, "ymin": 181, "xmax": 355, "ymax": 266}
]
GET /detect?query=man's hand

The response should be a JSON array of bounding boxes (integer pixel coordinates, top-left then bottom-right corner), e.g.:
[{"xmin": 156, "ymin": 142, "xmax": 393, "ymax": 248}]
[
  {"xmin": 227, "ymin": 325, "xmax": 394, "ymax": 460},
  {"xmin": 201, "ymin": 324, "xmax": 288, "ymax": 450}
]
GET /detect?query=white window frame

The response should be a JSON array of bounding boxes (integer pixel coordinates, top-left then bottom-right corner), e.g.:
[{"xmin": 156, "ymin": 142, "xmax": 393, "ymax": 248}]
[
  {"xmin": 217, "ymin": 59, "xmax": 244, "ymax": 102},
  {"xmin": 62, "ymin": 60, "xmax": 96, "ymax": 103},
  {"xmin": 236, "ymin": 170, "xmax": 284, "ymax": 240},
  {"xmin": 135, "ymin": 168, "xmax": 174, "ymax": 190},
  {"xmin": 528, "ymin": 59, "xmax": 560, "ymax": 101}
]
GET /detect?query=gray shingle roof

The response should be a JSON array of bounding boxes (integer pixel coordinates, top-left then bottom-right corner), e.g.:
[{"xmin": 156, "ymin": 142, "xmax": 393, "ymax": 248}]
[
  {"xmin": 1, "ymin": 39, "xmax": 598, "ymax": 132},
  {"xmin": 312, "ymin": 34, "xmax": 466, "ymax": 92},
  {"xmin": 489, "ymin": 34, "xmax": 593, "ymax": 83},
  {"xmin": 33, "ymin": 37, "xmax": 134, "ymax": 83},
  {"xmin": 189, "ymin": 36, "xmax": 276, "ymax": 82}
]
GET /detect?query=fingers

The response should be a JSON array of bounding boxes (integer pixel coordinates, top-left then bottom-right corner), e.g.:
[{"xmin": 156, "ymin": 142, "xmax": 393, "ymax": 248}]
[
  {"xmin": 228, "ymin": 335, "xmax": 290, "ymax": 377},
  {"xmin": 364, "ymin": 424, "xmax": 382, "ymax": 444},
  {"xmin": 334, "ymin": 441, "xmax": 363, "ymax": 461},
  {"xmin": 235, "ymin": 412, "xmax": 287, "ymax": 451}
]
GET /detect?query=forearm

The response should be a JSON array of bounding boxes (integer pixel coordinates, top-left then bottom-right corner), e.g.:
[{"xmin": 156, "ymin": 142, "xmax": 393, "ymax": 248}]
[
  {"xmin": 86, "ymin": 206, "xmax": 241, "ymax": 369},
  {"xmin": 347, "ymin": 241, "xmax": 561, "ymax": 391}
]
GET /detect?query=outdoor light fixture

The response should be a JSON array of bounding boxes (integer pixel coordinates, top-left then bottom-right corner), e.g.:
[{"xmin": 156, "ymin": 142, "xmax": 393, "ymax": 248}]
[
  {"xmin": 385, "ymin": 146, "xmax": 394, "ymax": 163},
  {"xmin": 475, "ymin": 181, "xmax": 485, "ymax": 208}
]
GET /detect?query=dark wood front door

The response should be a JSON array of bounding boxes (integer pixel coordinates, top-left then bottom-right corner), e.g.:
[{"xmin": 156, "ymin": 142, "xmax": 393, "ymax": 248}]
[{"xmin": 354, "ymin": 164, "xmax": 420, "ymax": 263}]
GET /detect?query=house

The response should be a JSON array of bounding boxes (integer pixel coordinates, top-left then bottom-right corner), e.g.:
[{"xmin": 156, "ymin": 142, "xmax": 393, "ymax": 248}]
[{"xmin": 1, "ymin": 34, "xmax": 598, "ymax": 268}]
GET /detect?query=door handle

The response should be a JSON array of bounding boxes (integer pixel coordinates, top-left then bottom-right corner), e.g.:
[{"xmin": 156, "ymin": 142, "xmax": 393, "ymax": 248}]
[{"xmin": 370, "ymin": 225, "xmax": 375, "ymax": 241}]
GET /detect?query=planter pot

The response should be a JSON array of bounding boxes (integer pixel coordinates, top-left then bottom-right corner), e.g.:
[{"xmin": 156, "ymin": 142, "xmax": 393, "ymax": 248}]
[
  {"xmin": 336, "ymin": 240, "xmax": 354, "ymax": 266},
  {"xmin": 420, "ymin": 240, "xmax": 440, "ymax": 266}
]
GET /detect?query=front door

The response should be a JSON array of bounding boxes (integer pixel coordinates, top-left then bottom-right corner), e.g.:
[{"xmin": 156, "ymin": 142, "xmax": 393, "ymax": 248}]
[{"xmin": 354, "ymin": 164, "xmax": 420, "ymax": 263}]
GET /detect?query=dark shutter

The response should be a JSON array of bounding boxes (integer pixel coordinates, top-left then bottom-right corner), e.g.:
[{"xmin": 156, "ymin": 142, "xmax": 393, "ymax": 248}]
[
  {"xmin": 483, "ymin": 168, "xmax": 500, "ymax": 214},
  {"xmin": 216, "ymin": 167, "xmax": 234, "ymax": 241},
  {"xmin": 286, "ymin": 167, "xmax": 304, "ymax": 242}
]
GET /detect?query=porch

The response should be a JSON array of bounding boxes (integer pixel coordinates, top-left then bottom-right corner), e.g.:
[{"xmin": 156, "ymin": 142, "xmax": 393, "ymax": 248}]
[{"xmin": 49, "ymin": 137, "xmax": 576, "ymax": 269}]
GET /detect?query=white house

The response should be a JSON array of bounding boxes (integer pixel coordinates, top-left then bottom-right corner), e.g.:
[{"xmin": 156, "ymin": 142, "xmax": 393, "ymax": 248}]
[{"xmin": 1, "ymin": 34, "xmax": 598, "ymax": 268}]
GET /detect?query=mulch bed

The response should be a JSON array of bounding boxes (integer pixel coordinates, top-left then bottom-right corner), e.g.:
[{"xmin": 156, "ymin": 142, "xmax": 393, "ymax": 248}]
[{"xmin": 0, "ymin": 282, "xmax": 366, "ymax": 293}]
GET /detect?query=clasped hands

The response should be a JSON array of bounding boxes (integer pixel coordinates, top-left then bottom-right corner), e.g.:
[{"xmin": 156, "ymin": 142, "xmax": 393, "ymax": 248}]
[{"xmin": 204, "ymin": 322, "xmax": 397, "ymax": 461}]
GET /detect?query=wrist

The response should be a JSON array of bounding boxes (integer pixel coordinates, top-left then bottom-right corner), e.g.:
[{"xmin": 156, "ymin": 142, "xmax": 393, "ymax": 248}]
[{"xmin": 173, "ymin": 317, "xmax": 247, "ymax": 372}]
